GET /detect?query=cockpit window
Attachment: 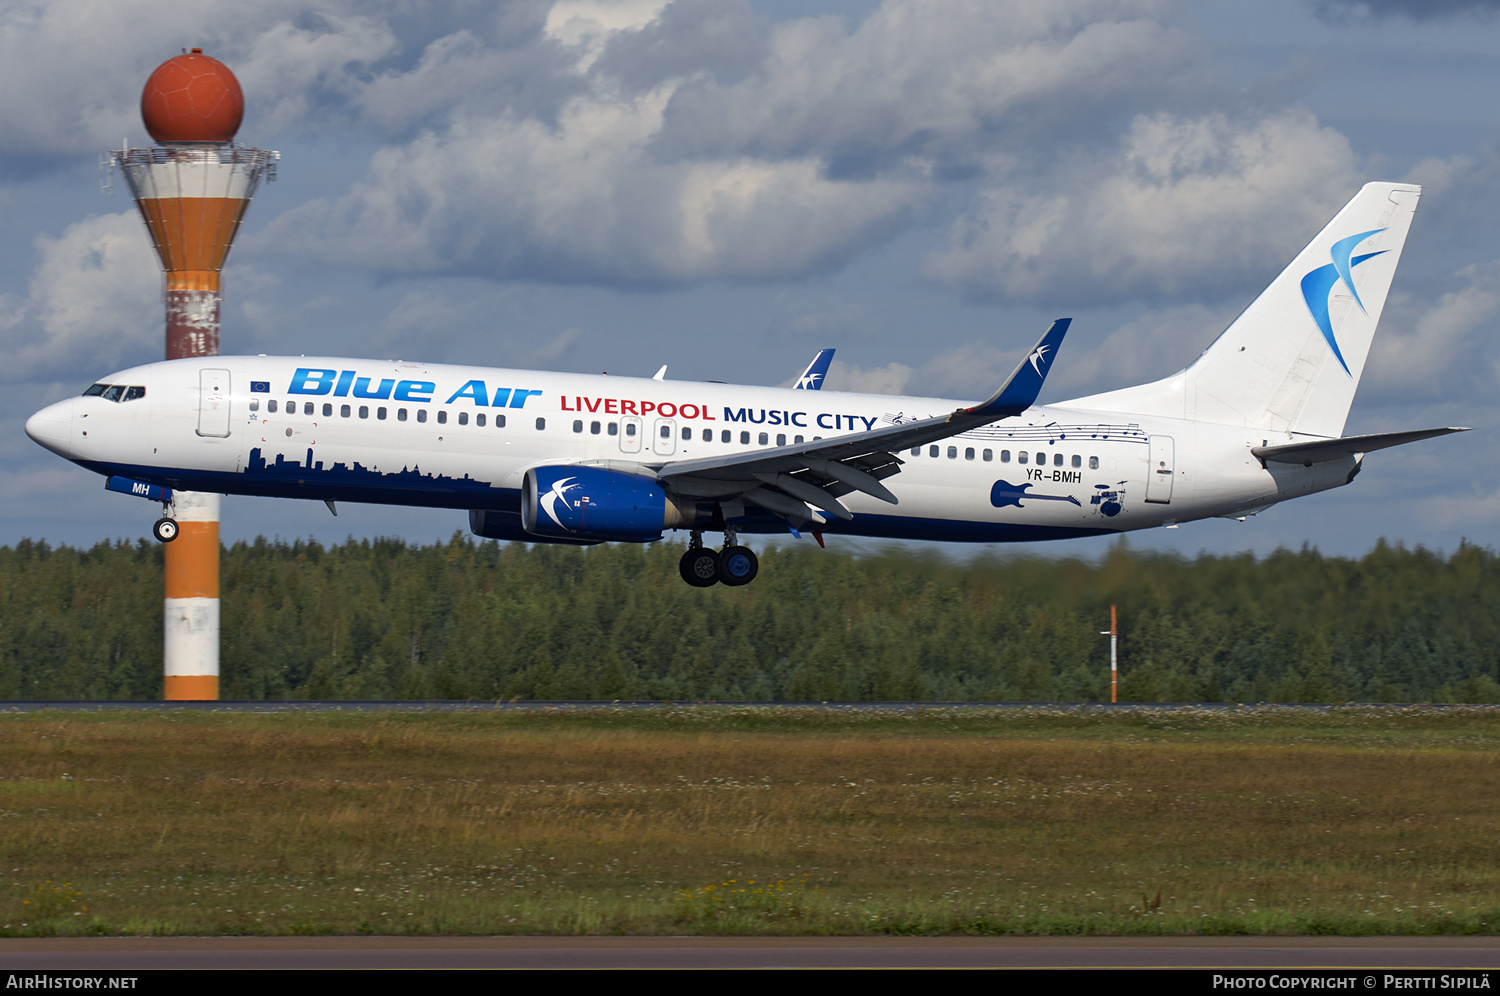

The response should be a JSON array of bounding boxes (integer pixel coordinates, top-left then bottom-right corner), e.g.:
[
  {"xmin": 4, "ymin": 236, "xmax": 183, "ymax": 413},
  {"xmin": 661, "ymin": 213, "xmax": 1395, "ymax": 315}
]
[{"xmin": 82, "ymin": 384, "xmax": 146, "ymax": 402}]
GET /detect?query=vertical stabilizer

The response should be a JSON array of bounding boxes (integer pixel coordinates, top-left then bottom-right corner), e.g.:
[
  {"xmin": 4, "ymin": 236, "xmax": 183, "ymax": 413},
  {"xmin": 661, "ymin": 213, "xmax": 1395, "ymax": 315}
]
[{"xmin": 1068, "ymin": 182, "xmax": 1420, "ymax": 438}]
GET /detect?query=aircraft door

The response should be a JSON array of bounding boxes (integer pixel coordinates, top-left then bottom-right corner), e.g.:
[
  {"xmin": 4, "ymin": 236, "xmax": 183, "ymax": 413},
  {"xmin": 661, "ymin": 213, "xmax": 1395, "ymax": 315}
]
[
  {"xmin": 653, "ymin": 418, "xmax": 677, "ymax": 456},
  {"xmin": 619, "ymin": 416, "xmax": 642, "ymax": 453},
  {"xmin": 1146, "ymin": 435, "xmax": 1174, "ymax": 503},
  {"xmin": 197, "ymin": 368, "xmax": 231, "ymax": 438}
]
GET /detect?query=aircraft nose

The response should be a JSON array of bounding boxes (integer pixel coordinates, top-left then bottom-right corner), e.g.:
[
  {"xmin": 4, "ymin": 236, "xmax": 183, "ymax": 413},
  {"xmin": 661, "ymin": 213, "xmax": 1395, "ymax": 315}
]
[{"xmin": 25, "ymin": 399, "xmax": 74, "ymax": 457}]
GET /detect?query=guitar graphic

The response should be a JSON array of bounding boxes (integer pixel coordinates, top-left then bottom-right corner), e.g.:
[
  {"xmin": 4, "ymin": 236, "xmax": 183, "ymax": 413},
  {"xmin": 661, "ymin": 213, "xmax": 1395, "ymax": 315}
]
[{"xmin": 990, "ymin": 479, "xmax": 1082, "ymax": 509}]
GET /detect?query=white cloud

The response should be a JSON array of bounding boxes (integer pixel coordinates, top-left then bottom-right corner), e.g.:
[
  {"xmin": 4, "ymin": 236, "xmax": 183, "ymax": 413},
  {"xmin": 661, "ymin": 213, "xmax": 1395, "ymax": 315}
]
[
  {"xmin": 655, "ymin": 0, "xmax": 1192, "ymax": 169},
  {"xmin": 0, "ymin": 1, "xmax": 399, "ymax": 156},
  {"xmin": 545, "ymin": 0, "xmax": 670, "ymax": 71},
  {"xmin": 1363, "ymin": 260, "xmax": 1500, "ymax": 401},
  {"xmin": 0, "ymin": 213, "xmax": 161, "ymax": 380},
  {"xmin": 820, "ymin": 359, "xmax": 914, "ymax": 395},
  {"xmin": 262, "ymin": 84, "xmax": 928, "ymax": 284},
  {"xmin": 247, "ymin": 0, "xmax": 1215, "ymax": 287},
  {"xmin": 926, "ymin": 109, "xmax": 1362, "ymax": 304}
]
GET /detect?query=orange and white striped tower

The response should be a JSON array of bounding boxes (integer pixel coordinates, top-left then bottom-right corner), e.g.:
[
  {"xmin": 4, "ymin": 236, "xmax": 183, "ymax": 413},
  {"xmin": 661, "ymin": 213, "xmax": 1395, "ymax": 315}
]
[{"xmin": 113, "ymin": 49, "xmax": 276, "ymax": 700}]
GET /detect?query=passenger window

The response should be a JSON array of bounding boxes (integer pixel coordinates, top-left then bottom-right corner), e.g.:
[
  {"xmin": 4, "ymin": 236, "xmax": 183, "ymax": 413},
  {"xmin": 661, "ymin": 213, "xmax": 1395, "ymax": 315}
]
[
  {"xmin": 573, "ymin": 420, "xmax": 583, "ymax": 433},
  {"xmin": 1053, "ymin": 453, "xmax": 1063, "ymax": 467},
  {"xmin": 625, "ymin": 423, "xmax": 636, "ymax": 436},
  {"xmin": 740, "ymin": 431, "xmax": 750, "ymax": 444},
  {"xmin": 911, "ymin": 447, "xmax": 920, "ymax": 456},
  {"xmin": 607, "ymin": 422, "xmax": 616, "ymax": 435},
  {"xmin": 304, "ymin": 402, "xmax": 314, "ymax": 415},
  {"xmin": 965, "ymin": 447, "xmax": 975, "ymax": 461},
  {"xmin": 759, "ymin": 432, "xmax": 769, "ymax": 445},
  {"xmin": 268, "ymin": 400, "xmax": 278, "ymax": 413},
  {"xmin": 341, "ymin": 404, "xmax": 351, "ymax": 417},
  {"xmin": 437, "ymin": 411, "xmax": 447, "ymax": 425},
  {"xmin": 458, "ymin": 412, "xmax": 468, "ymax": 426},
  {"xmin": 249, "ymin": 399, "xmax": 260, "ymax": 412},
  {"xmin": 323, "ymin": 404, "xmax": 333, "ymax": 417},
  {"xmin": 416, "ymin": 409, "xmax": 427, "ymax": 423},
  {"xmin": 477, "ymin": 413, "xmax": 486, "ymax": 427},
  {"xmin": 377, "ymin": 407, "xmax": 387, "ymax": 420},
  {"xmin": 794, "ymin": 435, "xmax": 803, "ymax": 444},
  {"xmin": 682, "ymin": 427, "xmax": 691, "ymax": 440},
  {"xmin": 1018, "ymin": 451, "xmax": 1027, "ymax": 464},
  {"xmin": 1035, "ymin": 452, "xmax": 1045, "ymax": 465},
  {"xmin": 947, "ymin": 446, "xmax": 957, "ymax": 459},
  {"xmin": 1089, "ymin": 456, "xmax": 1099, "ymax": 470},
  {"xmin": 496, "ymin": 414, "xmax": 506, "ymax": 428},
  {"xmin": 929, "ymin": 445, "xmax": 939, "ymax": 458},
  {"xmin": 1071, "ymin": 454, "xmax": 1081, "ymax": 468},
  {"xmin": 399, "ymin": 408, "xmax": 408, "ymax": 422},
  {"xmin": 660, "ymin": 425, "xmax": 671, "ymax": 439},
  {"xmin": 1000, "ymin": 450, "xmax": 1009, "ymax": 463},
  {"xmin": 776, "ymin": 433, "xmax": 786, "ymax": 446},
  {"xmin": 359, "ymin": 406, "xmax": 369, "ymax": 419},
  {"xmin": 536, "ymin": 417, "xmax": 546, "ymax": 430},
  {"xmin": 982, "ymin": 449, "xmax": 992, "ymax": 462},
  {"xmin": 592, "ymin": 422, "xmax": 602, "ymax": 435},
  {"xmin": 721, "ymin": 430, "xmax": 731, "ymax": 443}
]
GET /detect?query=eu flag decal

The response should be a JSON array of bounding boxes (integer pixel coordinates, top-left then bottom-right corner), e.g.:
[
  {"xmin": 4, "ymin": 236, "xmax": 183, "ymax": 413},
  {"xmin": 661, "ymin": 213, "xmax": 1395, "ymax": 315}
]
[{"xmin": 250, "ymin": 381, "xmax": 270, "ymax": 393}]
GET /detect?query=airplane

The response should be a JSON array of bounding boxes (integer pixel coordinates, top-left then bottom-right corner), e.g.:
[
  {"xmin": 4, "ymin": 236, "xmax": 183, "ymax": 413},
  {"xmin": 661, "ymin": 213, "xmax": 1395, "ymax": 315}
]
[{"xmin": 25, "ymin": 182, "xmax": 1467, "ymax": 587}]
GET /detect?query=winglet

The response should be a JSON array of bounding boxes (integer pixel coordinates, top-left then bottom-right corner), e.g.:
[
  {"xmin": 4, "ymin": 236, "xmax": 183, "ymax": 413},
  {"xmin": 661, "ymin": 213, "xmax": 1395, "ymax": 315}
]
[
  {"xmin": 961, "ymin": 318, "xmax": 1070, "ymax": 419},
  {"xmin": 794, "ymin": 348, "xmax": 835, "ymax": 390}
]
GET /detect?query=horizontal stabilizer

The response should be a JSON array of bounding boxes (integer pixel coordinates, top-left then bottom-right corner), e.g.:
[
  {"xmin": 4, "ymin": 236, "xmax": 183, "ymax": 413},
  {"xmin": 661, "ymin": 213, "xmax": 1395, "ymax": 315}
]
[{"xmin": 1252, "ymin": 427, "xmax": 1469, "ymax": 465}]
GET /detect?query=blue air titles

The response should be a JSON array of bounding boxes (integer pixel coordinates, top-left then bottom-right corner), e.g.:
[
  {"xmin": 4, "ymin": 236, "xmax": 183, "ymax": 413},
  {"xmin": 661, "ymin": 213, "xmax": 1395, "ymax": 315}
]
[{"xmin": 288, "ymin": 370, "xmax": 542, "ymax": 409}]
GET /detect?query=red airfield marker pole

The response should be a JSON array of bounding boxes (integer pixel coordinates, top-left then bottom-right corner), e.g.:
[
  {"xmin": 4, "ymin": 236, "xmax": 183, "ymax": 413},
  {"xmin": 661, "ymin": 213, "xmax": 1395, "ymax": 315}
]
[{"xmin": 1100, "ymin": 605, "xmax": 1118, "ymax": 703}]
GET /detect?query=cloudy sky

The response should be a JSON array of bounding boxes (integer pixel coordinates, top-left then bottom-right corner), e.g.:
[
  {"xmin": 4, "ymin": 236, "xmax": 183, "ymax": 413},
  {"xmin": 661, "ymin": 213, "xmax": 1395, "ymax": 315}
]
[{"xmin": 1, "ymin": 0, "xmax": 1497, "ymax": 560}]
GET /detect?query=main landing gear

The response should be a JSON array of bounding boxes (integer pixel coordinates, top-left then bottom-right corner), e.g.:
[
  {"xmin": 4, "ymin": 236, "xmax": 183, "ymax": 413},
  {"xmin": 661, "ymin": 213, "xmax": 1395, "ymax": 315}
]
[{"xmin": 678, "ymin": 530, "xmax": 759, "ymax": 587}]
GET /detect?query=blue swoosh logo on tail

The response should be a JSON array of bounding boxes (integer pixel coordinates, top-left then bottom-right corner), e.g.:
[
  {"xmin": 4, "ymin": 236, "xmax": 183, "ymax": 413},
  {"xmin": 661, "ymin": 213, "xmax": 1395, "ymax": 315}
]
[{"xmin": 1300, "ymin": 228, "xmax": 1387, "ymax": 376}]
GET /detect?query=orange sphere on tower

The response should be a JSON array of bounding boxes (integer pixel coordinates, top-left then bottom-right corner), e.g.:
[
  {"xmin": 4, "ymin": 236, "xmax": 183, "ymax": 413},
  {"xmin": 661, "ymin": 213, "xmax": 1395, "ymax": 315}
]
[{"xmin": 140, "ymin": 48, "xmax": 243, "ymax": 144}]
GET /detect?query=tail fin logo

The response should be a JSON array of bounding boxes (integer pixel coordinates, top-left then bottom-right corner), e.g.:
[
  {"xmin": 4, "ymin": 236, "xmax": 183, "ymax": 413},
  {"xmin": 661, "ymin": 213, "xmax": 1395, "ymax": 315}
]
[
  {"xmin": 1299, "ymin": 228, "xmax": 1388, "ymax": 376},
  {"xmin": 1028, "ymin": 343, "xmax": 1052, "ymax": 377}
]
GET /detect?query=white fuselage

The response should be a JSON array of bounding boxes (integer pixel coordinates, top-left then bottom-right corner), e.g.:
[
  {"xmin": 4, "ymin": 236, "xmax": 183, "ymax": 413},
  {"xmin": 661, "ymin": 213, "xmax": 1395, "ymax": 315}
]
[{"xmin": 25, "ymin": 355, "xmax": 1354, "ymax": 543}]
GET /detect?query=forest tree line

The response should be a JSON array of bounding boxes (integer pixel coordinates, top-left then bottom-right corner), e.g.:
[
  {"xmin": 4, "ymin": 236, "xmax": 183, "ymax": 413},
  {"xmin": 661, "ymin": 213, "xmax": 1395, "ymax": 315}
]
[{"xmin": 0, "ymin": 534, "xmax": 1496, "ymax": 702}]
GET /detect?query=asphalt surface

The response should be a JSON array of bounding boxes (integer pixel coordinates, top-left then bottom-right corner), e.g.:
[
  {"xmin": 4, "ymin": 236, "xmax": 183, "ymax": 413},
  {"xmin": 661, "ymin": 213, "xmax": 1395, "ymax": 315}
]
[{"xmin": 1, "ymin": 936, "xmax": 1499, "ymax": 970}]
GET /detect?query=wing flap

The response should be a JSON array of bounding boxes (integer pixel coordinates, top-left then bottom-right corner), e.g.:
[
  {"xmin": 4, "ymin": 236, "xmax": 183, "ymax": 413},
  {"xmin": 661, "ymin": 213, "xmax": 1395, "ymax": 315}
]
[{"xmin": 655, "ymin": 319, "xmax": 1070, "ymax": 523}]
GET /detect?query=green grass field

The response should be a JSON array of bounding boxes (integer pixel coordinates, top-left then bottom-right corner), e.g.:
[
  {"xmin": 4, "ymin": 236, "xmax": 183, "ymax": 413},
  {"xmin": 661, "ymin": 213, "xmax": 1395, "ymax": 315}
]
[{"xmin": 3, "ymin": 705, "xmax": 1499, "ymax": 936}]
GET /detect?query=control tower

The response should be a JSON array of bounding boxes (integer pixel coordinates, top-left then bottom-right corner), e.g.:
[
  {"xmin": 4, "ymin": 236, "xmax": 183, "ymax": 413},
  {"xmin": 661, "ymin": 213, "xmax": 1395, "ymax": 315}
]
[{"xmin": 112, "ymin": 49, "xmax": 277, "ymax": 700}]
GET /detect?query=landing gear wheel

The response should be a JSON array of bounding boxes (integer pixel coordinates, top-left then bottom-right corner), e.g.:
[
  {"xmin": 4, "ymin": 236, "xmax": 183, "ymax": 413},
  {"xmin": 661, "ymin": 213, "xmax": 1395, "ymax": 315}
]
[
  {"xmin": 717, "ymin": 545, "xmax": 758, "ymax": 586},
  {"xmin": 679, "ymin": 547, "xmax": 720, "ymax": 587},
  {"xmin": 152, "ymin": 517, "xmax": 179, "ymax": 543}
]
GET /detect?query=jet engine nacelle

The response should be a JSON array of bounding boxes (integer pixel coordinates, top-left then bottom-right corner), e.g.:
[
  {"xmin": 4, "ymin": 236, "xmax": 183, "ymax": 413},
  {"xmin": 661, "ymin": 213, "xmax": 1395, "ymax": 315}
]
[{"xmin": 521, "ymin": 465, "xmax": 669, "ymax": 543}]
